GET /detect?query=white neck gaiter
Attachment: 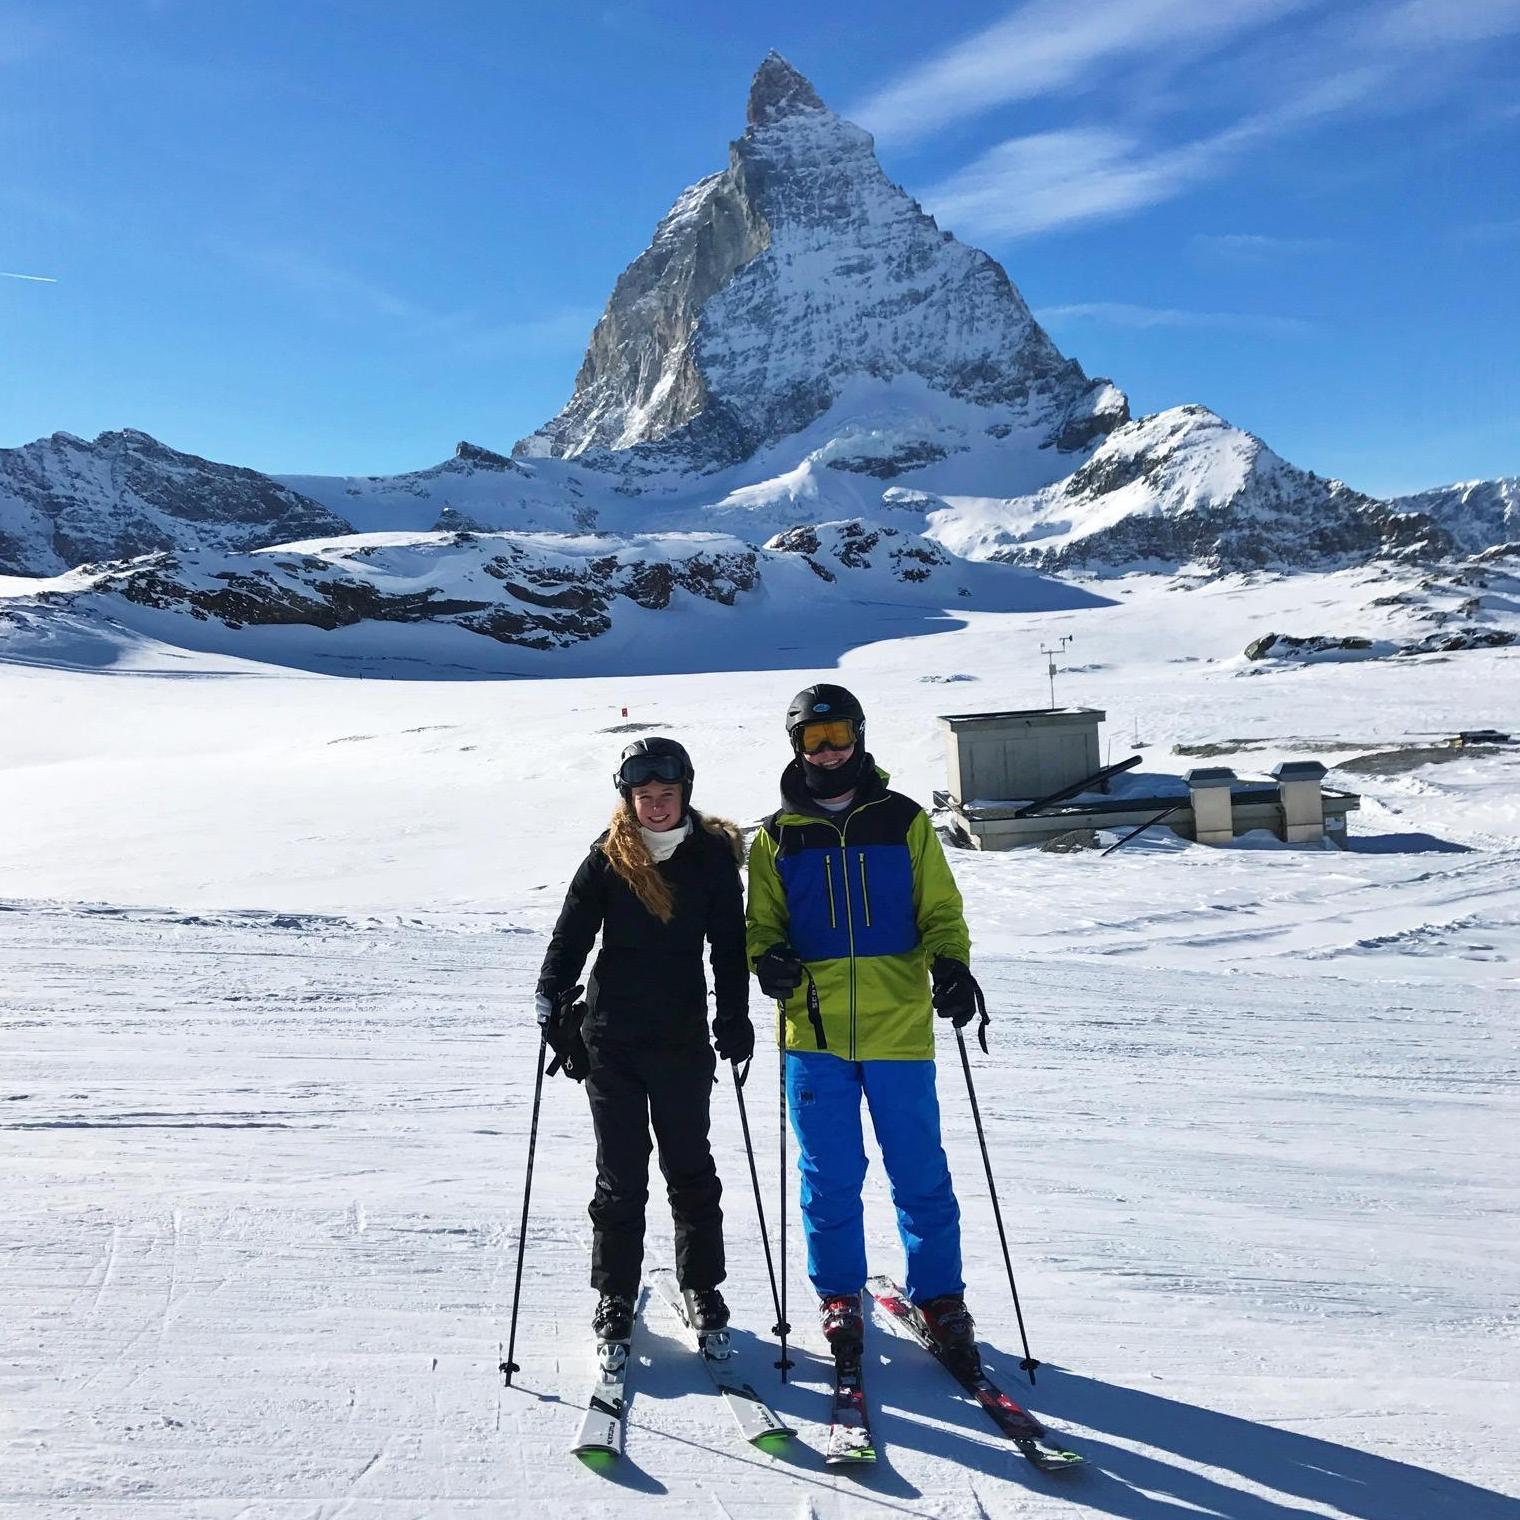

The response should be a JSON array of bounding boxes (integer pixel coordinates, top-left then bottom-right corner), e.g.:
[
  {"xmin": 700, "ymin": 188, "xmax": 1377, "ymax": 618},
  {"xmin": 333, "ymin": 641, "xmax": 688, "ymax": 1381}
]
[{"xmin": 641, "ymin": 816, "xmax": 691, "ymax": 863}]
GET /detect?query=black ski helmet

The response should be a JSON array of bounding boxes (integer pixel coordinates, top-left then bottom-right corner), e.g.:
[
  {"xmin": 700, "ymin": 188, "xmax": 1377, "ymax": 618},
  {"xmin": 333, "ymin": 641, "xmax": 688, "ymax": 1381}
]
[
  {"xmin": 785, "ymin": 684, "xmax": 865, "ymax": 752},
  {"xmin": 614, "ymin": 735, "xmax": 695, "ymax": 806}
]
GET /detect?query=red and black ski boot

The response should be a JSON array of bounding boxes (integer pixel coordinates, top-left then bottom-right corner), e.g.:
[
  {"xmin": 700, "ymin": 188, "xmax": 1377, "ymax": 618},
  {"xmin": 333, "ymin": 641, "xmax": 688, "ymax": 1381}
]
[
  {"xmin": 916, "ymin": 1294, "xmax": 980, "ymax": 1374},
  {"xmin": 819, "ymin": 1292, "xmax": 865, "ymax": 1357}
]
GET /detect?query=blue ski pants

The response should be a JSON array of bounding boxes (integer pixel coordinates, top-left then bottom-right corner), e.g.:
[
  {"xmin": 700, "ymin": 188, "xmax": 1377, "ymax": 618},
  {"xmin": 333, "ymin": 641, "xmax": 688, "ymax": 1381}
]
[{"xmin": 785, "ymin": 1051, "xmax": 963, "ymax": 1303}]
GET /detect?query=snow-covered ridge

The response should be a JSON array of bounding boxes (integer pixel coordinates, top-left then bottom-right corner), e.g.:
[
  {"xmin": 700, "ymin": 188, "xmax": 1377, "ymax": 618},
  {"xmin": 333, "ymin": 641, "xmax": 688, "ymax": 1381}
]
[
  {"xmin": 930, "ymin": 407, "xmax": 1452, "ymax": 574},
  {"xmin": 1389, "ymin": 475, "xmax": 1520, "ymax": 556},
  {"xmin": 0, "ymin": 429, "xmax": 350, "ymax": 577}
]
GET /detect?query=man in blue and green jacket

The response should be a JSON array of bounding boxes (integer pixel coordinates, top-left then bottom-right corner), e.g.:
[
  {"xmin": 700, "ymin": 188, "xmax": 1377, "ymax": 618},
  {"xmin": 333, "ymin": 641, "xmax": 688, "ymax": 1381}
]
[{"xmin": 746, "ymin": 683, "xmax": 985, "ymax": 1364}]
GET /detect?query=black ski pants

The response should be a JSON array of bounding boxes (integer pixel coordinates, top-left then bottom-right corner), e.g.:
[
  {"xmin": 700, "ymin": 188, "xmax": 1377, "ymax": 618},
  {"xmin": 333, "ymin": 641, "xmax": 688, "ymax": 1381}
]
[{"xmin": 585, "ymin": 1036, "xmax": 724, "ymax": 1297}]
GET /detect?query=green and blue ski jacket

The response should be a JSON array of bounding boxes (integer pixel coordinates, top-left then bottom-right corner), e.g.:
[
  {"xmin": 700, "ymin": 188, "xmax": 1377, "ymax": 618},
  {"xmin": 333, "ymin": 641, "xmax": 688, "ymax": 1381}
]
[{"xmin": 745, "ymin": 759, "xmax": 971, "ymax": 1061}]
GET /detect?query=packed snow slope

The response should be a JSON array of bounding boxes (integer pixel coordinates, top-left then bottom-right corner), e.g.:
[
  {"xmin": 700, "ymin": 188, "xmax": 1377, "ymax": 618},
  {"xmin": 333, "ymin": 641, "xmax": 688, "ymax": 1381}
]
[{"xmin": 3, "ymin": 572, "xmax": 1518, "ymax": 1518}]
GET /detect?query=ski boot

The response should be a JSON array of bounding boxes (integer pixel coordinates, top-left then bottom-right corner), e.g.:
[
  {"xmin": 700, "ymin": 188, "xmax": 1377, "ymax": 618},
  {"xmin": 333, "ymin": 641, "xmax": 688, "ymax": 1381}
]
[
  {"xmin": 682, "ymin": 1286, "xmax": 732, "ymax": 1358},
  {"xmin": 916, "ymin": 1293, "xmax": 980, "ymax": 1374},
  {"xmin": 819, "ymin": 1292, "xmax": 865, "ymax": 1363},
  {"xmin": 593, "ymin": 1292, "xmax": 634, "ymax": 1372}
]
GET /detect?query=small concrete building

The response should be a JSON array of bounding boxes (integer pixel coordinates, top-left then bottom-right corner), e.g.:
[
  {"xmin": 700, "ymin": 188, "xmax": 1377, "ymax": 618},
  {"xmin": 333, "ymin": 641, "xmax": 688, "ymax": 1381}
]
[
  {"xmin": 938, "ymin": 707, "xmax": 1105, "ymax": 805},
  {"xmin": 936, "ymin": 707, "xmax": 1359, "ymax": 851}
]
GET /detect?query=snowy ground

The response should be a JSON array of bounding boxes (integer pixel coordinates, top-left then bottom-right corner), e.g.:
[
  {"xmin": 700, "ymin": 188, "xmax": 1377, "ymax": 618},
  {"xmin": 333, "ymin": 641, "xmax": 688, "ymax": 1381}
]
[{"xmin": 3, "ymin": 571, "xmax": 1518, "ymax": 1517}]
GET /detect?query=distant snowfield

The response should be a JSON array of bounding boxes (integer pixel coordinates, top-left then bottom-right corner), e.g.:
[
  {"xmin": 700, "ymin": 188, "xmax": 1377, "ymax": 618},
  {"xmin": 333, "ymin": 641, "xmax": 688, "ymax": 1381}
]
[{"xmin": 3, "ymin": 572, "xmax": 1518, "ymax": 1517}]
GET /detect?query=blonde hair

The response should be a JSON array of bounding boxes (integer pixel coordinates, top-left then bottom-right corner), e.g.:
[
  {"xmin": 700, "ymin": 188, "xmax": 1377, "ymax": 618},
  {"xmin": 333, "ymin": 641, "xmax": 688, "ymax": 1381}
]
[{"xmin": 602, "ymin": 800, "xmax": 677, "ymax": 922}]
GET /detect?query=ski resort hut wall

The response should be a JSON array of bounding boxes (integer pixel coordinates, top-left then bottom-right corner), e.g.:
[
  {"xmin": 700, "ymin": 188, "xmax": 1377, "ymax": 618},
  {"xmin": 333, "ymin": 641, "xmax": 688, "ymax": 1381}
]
[{"xmin": 938, "ymin": 708, "xmax": 1104, "ymax": 807}]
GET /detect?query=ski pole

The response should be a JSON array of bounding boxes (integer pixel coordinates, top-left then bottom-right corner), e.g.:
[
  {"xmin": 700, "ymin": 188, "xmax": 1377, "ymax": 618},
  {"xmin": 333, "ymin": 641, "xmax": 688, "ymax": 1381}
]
[
  {"xmin": 500, "ymin": 1026, "xmax": 550, "ymax": 1387},
  {"xmin": 954, "ymin": 1018, "xmax": 1041, "ymax": 1384},
  {"xmin": 774, "ymin": 998, "xmax": 794, "ymax": 1380},
  {"xmin": 731, "ymin": 1060, "xmax": 786, "ymax": 1369}
]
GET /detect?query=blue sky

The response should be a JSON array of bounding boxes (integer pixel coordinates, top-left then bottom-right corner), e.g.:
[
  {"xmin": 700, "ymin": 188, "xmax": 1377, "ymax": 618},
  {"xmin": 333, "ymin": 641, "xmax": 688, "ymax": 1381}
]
[{"xmin": 2, "ymin": 0, "xmax": 1517, "ymax": 496}]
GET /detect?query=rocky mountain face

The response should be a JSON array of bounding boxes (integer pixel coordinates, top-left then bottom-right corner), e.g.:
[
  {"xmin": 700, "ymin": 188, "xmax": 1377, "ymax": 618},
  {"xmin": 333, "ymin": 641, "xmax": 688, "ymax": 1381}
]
[
  {"xmin": 1389, "ymin": 477, "xmax": 1520, "ymax": 556},
  {"xmin": 515, "ymin": 52, "xmax": 1125, "ymax": 473},
  {"xmin": 947, "ymin": 406, "xmax": 1454, "ymax": 574},
  {"xmin": 0, "ymin": 430, "xmax": 351, "ymax": 577}
]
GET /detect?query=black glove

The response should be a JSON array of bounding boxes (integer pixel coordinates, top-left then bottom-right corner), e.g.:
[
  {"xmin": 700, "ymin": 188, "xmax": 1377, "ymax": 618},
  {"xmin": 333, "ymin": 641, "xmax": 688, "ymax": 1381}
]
[
  {"xmin": 536, "ymin": 983, "xmax": 588, "ymax": 1082},
  {"xmin": 755, "ymin": 944, "xmax": 804, "ymax": 1000},
  {"xmin": 930, "ymin": 957, "xmax": 980, "ymax": 1029},
  {"xmin": 713, "ymin": 1014, "xmax": 755, "ymax": 1064}
]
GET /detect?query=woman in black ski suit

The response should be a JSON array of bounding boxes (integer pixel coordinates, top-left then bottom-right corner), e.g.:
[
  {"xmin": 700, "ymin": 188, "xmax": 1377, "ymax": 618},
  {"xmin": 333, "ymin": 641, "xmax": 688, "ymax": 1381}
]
[{"xmin": 536, "ymin": 736, "xmax": 754, "ymax": 1341}]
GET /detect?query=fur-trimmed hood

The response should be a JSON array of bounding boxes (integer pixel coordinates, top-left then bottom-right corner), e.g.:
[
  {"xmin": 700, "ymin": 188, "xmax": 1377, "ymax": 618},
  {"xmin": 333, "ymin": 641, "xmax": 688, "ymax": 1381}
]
[{"xmin": 696, "ymin": 811, "xmax": 745, "ymax": 865}]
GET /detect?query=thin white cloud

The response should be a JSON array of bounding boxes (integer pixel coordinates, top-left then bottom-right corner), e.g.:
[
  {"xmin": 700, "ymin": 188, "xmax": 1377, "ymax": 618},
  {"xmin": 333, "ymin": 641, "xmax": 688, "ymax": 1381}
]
[
  {"xmin": 922, "ymin": 57, "xmax": 1429, "ymax": 238},
  {"xmin": 925, "ymin": 125, "xmax": 1237, "ymax": 239},
  {"xmin": 853, "ymin": 0, "xmax": 1318, "ymax": 143},
  {"xmin": 1036, "ymin": 302, "xmax": 1316, "ymax": 337},
  {"xmin": 879, "ymin": 0, "xmax": 1520, "ymax": 240},
  {"xmin": 1, "ymin": 270, "xmax": 58, "ymax": 282}
]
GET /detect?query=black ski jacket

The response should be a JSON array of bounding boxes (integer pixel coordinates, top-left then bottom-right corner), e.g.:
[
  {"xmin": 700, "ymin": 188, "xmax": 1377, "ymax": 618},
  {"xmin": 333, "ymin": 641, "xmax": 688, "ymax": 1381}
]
[{"xmin": 537, "ymin": 810, "xmax": 749, "ymax": 1048}]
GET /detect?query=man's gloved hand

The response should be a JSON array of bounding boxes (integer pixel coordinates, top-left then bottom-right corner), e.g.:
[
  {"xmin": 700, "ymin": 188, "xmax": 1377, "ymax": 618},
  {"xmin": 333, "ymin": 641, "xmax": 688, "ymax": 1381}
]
[
  {"xmin": 930, "ymin": 957, "xmax": 980, "ymax": 1029},
  {"xmin": 713, "ymin": 1014, "xmax": 755, "ymax": 1064},
  {"xmin": 755, "ymin": 944, "xmax": 805, "ymax": 1000},
  {"xmin": 536, "ymin": 984, "xmax": 589, "ymax": 1081}
]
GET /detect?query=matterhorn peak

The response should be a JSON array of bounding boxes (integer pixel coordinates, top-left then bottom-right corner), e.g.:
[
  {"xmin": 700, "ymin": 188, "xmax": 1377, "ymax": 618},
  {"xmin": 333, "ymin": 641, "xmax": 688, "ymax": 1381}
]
[
  {"xmin": 747, "ymin": 51, "xmax": 827, "ymax": 127},
  {"xmin": 517, "ymin": 54, "xmax": 1125, "ymax": 471}
]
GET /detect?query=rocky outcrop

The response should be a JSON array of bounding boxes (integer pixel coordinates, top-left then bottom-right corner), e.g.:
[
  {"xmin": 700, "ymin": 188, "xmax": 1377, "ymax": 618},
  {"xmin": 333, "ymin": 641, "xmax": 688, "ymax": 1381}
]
[
  {"xmin": 1244, "ymin": 632, "xmax": 1377, "ymax": 660},
  {"xmin": 0, "ymin": 430, "xmax": 351, "ymax": 577},
  {"xmin": 766, "ymin": 518, "xmax": 956, "ymax": 585},
  {"xmin": 90, "ymin": 535, "xmax": 762, "ymax": 651},
  {"xmin": 517, "ymin": 53, "xmax": 1124, "ymax": 471}
]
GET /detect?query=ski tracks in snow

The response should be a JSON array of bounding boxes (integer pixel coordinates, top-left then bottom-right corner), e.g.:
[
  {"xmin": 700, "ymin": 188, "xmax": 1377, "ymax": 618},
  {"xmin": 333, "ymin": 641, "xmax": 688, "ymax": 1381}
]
[{"xmin": 3, "ymin": 902, "xmax": 1518, "ymax": 1517}]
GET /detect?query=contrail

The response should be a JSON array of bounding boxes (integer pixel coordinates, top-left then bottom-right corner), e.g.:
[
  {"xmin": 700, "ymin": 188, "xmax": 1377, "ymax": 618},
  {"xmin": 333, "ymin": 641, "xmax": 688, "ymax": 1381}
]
[{"xmin": 1, "ymin": 271, "xmax": 58, "ymax": 283}]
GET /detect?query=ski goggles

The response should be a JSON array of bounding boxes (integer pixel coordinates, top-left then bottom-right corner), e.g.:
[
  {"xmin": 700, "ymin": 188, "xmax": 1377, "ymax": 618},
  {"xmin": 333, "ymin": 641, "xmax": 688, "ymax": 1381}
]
[
  {"xmin": 795, "ymin": 718, "xmax": 860, "ymax": 754},
  {"xmin": 616, "ymin": 752, "xmax": 688, "ymax": 789}
]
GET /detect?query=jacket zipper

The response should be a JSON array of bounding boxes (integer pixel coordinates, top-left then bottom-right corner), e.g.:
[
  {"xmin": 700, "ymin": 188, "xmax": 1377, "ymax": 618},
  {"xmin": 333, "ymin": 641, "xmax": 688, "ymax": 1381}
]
[
  {"xmin": 792, "ymin": 800, "xmax": 890, "ymax": 1061},
  {"xmin": 857, "ymin": 851, "xmax": 872, "ymax": 928}
]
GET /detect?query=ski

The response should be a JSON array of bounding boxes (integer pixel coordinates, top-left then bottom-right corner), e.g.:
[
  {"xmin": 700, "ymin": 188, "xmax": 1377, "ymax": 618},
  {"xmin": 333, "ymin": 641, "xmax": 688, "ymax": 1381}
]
[
  {"xmin": 825, "ymin": 1345, "xmax": 875, "ymax": 1464},
  {"xmin": 570, "ymin": 1291, "xmax": 644, "ymax": 1463},
  {"xmin": 866, "ymin": 1276, "xmax": 1083, "ymax": 1473},
  {"xmin": 648, "ymin": 1268, "xmax": 794, "ymax": 1449}
]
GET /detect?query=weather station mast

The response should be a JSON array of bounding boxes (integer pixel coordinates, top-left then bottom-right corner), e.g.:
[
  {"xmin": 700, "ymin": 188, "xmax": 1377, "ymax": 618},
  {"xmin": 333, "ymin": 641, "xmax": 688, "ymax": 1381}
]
[{"xmin": 1039, "ymin": 636, "xmax": 1073, "ymax": 709}]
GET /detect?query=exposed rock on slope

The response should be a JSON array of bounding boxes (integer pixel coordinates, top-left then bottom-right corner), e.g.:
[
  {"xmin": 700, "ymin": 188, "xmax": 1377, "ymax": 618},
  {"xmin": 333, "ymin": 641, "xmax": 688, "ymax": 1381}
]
[
  {"xmin": 0, "ymin": 430, "xmax": 351, "ymax": 577},
  {"xmin": 84, "ymin": 534, "xmax": 762, "ymax": 651},
  {"xmin": 516, "ymin": 52, "xmax": 1124, "ymax": 472},
  {"xmin": 21, "ymin": 517, "xmax": 989, "ymax": 655},
  {"xmin": 1238, "ymin": 551, "xmax": 1520, "ymax": 663}
]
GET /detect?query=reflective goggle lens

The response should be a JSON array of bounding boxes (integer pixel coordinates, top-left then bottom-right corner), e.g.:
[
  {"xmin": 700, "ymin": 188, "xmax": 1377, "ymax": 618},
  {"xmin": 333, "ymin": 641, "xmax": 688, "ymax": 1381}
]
[
  {"xmin": 618, "ymin": 753, "xmax": 686, "ymax": 787},
  {"xmin": 797, "ymin": 719, "xmax": 858, "ymax": 754}
]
